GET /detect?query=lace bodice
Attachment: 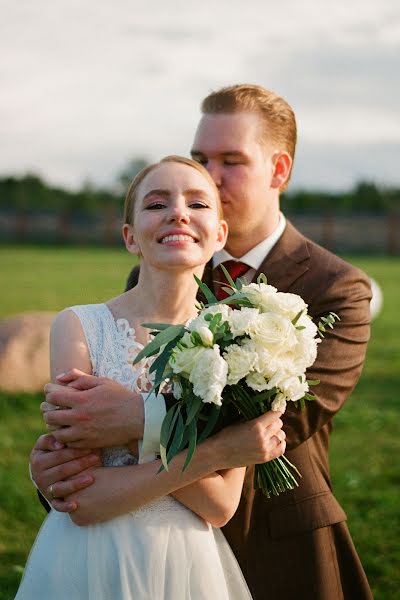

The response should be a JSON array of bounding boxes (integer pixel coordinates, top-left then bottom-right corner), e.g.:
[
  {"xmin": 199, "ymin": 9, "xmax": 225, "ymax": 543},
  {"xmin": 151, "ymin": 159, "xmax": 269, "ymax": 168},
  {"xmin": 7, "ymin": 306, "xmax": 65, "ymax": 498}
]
[{"xmin": 69, "ymin": 303, "xmax": 156, "ymax": 467}]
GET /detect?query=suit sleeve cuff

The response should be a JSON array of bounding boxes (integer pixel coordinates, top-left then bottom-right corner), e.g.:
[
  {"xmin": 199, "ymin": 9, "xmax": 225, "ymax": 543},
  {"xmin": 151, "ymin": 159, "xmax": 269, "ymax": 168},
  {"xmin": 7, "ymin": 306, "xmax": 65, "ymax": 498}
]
[{"xmin": 138, "ymin": 393, "xmax": 166, "ymax": 464}]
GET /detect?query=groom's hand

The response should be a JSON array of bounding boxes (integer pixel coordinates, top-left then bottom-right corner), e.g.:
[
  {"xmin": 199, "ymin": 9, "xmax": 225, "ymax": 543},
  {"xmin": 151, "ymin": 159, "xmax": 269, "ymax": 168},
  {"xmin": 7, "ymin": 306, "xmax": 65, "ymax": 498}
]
[
  {"xmin": 30, "ymin": 433, "xmax": 101, "ymax": 512},
  {"xmin": 42, "ymin": 369, "xmax": 144, "ymax": 448}
]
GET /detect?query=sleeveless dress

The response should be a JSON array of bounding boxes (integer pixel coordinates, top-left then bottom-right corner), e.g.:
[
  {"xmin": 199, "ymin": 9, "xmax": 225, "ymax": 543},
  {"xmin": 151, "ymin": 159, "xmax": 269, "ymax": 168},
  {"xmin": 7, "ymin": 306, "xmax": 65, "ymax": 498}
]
[{"xmin": 15, "ymin": 303, "xmax": 252, "ymax": 600}]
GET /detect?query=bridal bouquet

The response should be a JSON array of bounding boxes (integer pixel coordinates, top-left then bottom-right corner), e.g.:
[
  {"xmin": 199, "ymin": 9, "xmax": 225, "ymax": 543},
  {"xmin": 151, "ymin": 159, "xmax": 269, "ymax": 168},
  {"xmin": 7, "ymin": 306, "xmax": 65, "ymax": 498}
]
[{"xmin": 133, "ymin": 269, "xmax": 338, "ymax": 497}]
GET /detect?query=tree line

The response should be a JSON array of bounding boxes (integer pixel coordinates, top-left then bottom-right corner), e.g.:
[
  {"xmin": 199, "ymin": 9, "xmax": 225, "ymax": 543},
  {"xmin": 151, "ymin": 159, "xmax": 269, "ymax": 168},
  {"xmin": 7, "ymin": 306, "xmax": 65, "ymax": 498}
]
[{"xmin": 0, "ymin": 159, "xmax": 399, "ymax": 215}]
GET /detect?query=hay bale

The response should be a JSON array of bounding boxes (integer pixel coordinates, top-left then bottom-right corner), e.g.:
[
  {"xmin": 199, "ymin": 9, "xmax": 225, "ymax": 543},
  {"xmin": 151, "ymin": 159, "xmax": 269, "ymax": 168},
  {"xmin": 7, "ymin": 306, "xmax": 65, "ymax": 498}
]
[{"xmin": 0, "ymin": 312, "xmax": 56, "ymax": 392}]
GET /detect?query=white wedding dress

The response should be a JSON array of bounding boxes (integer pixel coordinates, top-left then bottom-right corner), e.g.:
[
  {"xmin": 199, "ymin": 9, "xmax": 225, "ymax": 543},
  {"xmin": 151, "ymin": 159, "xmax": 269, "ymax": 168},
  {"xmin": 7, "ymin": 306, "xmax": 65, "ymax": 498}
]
[{"xmin": 15, "ymin": 304, "xmax": 252, "ymax": 600}]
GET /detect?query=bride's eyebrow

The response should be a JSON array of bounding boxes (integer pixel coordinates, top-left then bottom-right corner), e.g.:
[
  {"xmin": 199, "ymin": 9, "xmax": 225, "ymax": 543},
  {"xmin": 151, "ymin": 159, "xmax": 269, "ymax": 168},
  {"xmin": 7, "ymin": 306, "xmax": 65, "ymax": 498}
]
[
  {"xmin": 184, "ymin": 189, "xmax": 209, "ymax": 199},
  {"xmin": 142, "ymin": 189, "xmax": 170, "ymax": 201}
]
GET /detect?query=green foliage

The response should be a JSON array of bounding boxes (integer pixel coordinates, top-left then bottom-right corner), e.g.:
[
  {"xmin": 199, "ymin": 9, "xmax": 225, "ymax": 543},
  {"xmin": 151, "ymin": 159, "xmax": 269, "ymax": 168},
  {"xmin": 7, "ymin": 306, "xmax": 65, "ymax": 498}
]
[{"xmin": 0, "ymin": 249, "xmax": 398, "ymax": 599}]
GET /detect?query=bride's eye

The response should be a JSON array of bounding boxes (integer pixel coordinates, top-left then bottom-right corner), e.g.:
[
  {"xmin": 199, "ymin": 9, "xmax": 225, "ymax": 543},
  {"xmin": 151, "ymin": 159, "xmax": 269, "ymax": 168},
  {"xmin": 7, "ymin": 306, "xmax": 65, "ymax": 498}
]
[
  {"xmin": 189, "ymin": 202, "xmax": 208, "ymax": 209},
  {"xmin": 145, "ymin": 202, "xmax": 166, "ymax": 210}
]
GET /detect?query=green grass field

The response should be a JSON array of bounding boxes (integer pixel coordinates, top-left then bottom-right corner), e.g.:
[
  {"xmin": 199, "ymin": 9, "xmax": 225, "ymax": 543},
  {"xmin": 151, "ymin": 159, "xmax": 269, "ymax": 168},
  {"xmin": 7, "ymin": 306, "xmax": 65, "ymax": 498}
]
[{"xmin": 1, "ymin": 246, "xmax": 399, "ymax": 600}]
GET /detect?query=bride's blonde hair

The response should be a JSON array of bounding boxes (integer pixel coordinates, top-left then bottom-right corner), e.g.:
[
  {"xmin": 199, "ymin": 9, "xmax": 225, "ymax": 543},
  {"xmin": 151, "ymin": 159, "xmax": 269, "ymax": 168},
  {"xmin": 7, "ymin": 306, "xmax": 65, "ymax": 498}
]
[{"xmin": 124, "ymin": 155, "xmax": 222, "ymax": 225}]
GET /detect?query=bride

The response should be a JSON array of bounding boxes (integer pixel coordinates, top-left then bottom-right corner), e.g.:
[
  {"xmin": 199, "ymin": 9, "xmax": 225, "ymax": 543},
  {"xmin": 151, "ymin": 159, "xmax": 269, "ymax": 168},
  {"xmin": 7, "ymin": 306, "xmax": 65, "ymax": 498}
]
[{"xmin": 15, "ymin": 156, "xmax": 285, "ymax": 600}]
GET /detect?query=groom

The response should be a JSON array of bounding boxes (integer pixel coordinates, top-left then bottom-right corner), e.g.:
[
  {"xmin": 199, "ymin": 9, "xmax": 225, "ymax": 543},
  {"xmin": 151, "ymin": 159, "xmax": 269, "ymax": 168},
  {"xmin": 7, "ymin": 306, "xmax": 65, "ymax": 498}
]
[{"xmin": 32, "ymin": 84, "xmax": 372, "ymax": 599}]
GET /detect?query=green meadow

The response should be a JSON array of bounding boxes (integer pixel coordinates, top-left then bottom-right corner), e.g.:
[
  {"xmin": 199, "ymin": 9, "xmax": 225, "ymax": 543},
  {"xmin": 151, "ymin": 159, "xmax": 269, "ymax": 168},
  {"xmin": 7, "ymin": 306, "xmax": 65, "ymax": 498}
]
[{"xmin": 0, "ymin": 246, "xmax": 399, "ymax": 600}]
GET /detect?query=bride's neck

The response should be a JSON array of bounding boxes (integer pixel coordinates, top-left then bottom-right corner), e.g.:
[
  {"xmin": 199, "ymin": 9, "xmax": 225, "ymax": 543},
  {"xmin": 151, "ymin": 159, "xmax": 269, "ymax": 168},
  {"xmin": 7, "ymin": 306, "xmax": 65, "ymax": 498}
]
[{"xmin": 128, "ymin": 263, "xmax": 204, "ymax": 323}]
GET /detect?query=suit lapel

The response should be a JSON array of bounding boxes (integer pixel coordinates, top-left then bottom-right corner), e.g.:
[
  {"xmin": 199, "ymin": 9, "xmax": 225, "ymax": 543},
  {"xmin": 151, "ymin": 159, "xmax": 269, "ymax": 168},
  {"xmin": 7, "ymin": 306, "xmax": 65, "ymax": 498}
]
[{"xmin": 253, "ymin": 221, "xmax": 310, "ymax": 291}]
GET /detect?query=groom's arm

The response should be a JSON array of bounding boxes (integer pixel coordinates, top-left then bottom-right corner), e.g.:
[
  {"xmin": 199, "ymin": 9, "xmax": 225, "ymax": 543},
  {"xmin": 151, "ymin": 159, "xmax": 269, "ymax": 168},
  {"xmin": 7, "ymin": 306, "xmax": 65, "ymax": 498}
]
[{"xmin": 282, "ymin": 262, "xmax": 372, "ymax": 449}]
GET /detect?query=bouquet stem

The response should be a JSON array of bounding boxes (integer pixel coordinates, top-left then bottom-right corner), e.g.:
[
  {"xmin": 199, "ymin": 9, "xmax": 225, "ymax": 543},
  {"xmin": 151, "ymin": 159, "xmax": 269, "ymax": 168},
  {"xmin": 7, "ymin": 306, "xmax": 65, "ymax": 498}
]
[{"xmin": 230, "ymin": 386, "xmax": 301, "ymax": 498}]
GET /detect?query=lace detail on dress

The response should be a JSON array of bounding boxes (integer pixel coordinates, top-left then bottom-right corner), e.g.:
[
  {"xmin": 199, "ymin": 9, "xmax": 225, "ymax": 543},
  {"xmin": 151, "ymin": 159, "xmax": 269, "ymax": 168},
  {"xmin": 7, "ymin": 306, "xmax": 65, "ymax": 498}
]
[{"xmin": 68, "ymin": 304, "xmax": 158, "ymax": 468}]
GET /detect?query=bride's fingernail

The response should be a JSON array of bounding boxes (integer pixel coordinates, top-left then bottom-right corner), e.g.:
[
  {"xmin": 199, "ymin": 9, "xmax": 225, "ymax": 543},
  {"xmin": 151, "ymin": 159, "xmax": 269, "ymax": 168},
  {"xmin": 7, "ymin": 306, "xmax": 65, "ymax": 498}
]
[{"xmin": 56, "ymin": 373, "xmax": 66, "ymax": 379}]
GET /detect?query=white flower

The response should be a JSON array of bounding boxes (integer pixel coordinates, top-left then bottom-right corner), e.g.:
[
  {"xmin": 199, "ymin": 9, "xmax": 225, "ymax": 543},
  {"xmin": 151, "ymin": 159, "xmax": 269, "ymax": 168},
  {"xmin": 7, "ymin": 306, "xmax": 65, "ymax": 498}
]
[
  {"xmin": 271, "ymin": 392, "xmax": 287, "ymax": 412},
  {"xmin": 229, "ymin": 307, "xmax": 260, "ymax": 337},
  {"xmin": 170, "ymin": 346, "xmax": 207, "ymax": 376},
  {"xmin": 279, "ymin": 375, "xmax": 309, "ymax": 402},
  {"xmin": 188, "ymin": 304, "xmax": 231, "ymax": 333},
  {"xmin": 267, "ymin": 292, "xmax": 308, "ymax": 321},
  {"xmin": 224, "ymin": 344, "xmax": 258, "ymax": 385},
  {"xmin": 246, "ymin": 371, "xmax": 270, "ymax": 392},
  {"xmin": 244, "ymin": 339, "xmax": 281, "ymax": 378},
  {"xmin": 197, "ymin": 326, "xmax": 214, "ymax": 347},
  {"xmin": 189, "ymin": 345, "xmax": 228, "ymax": 406},
  {"xmin": 249, "ymin": 312, "xmax": 298, "ymax": 353},
  {"xmin": 241, "ymin": 282, "xmax": 278, "ymax": 311},
  {"xmin": 296, "ymin": 312, "xmax": 318, "ymax": 340}
]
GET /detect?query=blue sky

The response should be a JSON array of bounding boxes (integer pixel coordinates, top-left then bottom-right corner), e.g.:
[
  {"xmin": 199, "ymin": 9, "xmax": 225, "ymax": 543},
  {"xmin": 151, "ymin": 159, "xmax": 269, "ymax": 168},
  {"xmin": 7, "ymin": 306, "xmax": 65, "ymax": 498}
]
[{"xmin": 1, "ymin": 0, "xmax": 399, "ymax": 191}]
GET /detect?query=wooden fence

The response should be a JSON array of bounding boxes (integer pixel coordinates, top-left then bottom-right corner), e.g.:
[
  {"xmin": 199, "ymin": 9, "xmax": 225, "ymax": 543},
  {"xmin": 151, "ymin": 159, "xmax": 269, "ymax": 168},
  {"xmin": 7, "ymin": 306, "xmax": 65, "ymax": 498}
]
[{"xmin": 0, "ymin": 209, "xmax": 399, "ymax": 254}]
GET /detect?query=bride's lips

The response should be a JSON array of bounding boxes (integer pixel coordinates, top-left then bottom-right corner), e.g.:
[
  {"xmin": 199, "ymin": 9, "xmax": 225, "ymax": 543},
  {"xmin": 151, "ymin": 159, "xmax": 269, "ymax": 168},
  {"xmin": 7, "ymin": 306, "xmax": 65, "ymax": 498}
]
[{"xmin": 158, "ymin": 229, "xmax": 199, "ymax": 245}]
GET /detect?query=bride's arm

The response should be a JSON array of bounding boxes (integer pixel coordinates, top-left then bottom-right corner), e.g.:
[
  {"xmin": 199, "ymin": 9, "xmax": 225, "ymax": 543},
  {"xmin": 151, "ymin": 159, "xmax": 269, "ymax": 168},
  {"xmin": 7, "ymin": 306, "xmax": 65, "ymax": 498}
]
[
  {"xmin": 50, "ymin": 310, "xmax": 284, "ymax": 527},
  {"xmin": 66, "ymin": 411, "xmax": 283, "ymax": 527}
]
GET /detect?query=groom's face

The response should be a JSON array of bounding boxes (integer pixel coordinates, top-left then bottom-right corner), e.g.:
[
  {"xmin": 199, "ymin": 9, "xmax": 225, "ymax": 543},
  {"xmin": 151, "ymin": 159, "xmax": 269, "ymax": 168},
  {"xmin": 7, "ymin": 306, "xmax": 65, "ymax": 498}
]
[{"xmin": 191, "ymin": 111, "xmax": 278, "ymax": 251}]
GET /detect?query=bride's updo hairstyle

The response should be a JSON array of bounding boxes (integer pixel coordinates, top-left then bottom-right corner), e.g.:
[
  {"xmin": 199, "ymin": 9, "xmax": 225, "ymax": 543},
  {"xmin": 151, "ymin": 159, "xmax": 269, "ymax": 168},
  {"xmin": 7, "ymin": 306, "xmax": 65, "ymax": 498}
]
[{"xmin": 123, "ymin": 155, "xmax": 222, "ymax": 225}]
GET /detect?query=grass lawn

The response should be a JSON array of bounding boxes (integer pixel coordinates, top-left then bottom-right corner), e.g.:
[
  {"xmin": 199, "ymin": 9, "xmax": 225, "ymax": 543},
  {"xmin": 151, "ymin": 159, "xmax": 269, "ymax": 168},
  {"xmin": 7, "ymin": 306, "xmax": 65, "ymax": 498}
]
[{"xmin": 0, "ymin": 246, "xmax": 399, "ymax": 600}]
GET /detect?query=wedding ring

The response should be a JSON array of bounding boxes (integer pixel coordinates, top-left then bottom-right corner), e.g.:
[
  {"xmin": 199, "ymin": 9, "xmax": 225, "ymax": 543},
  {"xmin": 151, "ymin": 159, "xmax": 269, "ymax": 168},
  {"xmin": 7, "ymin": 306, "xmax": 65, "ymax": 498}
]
[{"xmin": 49, "ymin": 484, "xmax": 55, "ymax": 499}]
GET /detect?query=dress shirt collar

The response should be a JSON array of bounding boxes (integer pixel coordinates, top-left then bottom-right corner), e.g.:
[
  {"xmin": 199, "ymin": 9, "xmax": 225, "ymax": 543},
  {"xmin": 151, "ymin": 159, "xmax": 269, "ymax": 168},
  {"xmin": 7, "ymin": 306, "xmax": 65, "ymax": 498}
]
[{"xmin": 213, "ymin": 213, "xmax": 286, "ymax": 270}]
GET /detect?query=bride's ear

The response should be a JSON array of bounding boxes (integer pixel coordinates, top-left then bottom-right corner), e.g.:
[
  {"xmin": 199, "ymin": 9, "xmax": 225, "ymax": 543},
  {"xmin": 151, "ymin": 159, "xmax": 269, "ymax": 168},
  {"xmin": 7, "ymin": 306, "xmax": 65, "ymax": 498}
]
[
  {"xmin": 122, "ymin": 224, "xmax": 141, "ymax": 256},
  {"xmin": 215, "ymin": 220, "xmax": 228, "ymax": 252}
]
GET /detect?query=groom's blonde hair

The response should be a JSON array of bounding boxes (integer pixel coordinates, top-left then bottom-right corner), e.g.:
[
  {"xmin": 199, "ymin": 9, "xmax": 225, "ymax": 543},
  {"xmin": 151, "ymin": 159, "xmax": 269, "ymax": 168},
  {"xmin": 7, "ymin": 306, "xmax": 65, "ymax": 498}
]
[
  {"xmin": 201, "ymin": 84, "xmax": 297, "ymax": 190},
  {"xmin": 124, "ymin": 155, "xmax": 221, "ymax": 225}
]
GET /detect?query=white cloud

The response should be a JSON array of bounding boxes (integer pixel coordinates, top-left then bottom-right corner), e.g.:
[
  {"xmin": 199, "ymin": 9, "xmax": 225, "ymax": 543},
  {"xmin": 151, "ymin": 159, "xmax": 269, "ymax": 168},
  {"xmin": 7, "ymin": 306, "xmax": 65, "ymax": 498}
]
[{"xmin": 0, "ymin": 0, "xmax": 399, "ymax": 190}]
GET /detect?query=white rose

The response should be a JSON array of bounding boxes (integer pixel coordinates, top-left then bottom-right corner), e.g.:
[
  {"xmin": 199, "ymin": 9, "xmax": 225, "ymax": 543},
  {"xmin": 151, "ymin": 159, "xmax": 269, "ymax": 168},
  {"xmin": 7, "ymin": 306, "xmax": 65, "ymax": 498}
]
[
  {"xmin": 224, "ymin": 343, "xmax": 258, "ymax": 385},
  {"xmin": 279, "ymin": 375, "xmax": 309, "ymax": 402},
  {"xmin": 170, "ymin": 346, "xmax": 207, "ymax": 376},
  {"xmin": 229, "ymin": 307, "xmax": 260, "ymax": 337},
  {"xmin": 267, "ymin": 292, "xmax": 308, "ymax": 321},
  {"xmin": 249, "ymin": 312, "xmax": 298, "ymax": 353},
  {"xmin": 271, "ymin": 392, "xmax": 287, "ymax": 412},
  {"xmin": 241, "ymin": 282, "xmax": 278, "ymax": 311},
  {"xmin": 243, "ymin": 339, "xmax": 281, "ymax": 379},
  {"xmin": 189, "ymin": 345, "xmax": 228, "ymax": 406},
  {"xmin": 296, "ymin": 313, "xmax": 318, "ymax": 340},
  {"xmin": 188, "ymin": 304, "xmax": 231, "ymax": 333},
  {"xmin": 246, "ymin": 371, "xmax": 270, "ymax": 392}
]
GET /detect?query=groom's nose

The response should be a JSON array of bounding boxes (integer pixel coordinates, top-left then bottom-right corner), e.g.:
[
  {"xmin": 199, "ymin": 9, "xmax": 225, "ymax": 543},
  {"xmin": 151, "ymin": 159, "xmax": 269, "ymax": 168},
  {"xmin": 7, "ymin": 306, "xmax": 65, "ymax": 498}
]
[{"xmin": 206, "ymin": 161, "xmax": 222, "ymax": 187}]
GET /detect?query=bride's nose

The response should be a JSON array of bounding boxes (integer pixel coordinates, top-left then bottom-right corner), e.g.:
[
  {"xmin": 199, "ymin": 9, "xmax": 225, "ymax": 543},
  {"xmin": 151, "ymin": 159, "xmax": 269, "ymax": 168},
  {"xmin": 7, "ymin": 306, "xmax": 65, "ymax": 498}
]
[{"xmin": 167, "ymin": 200, "xmax": 190, "ymax": 223}]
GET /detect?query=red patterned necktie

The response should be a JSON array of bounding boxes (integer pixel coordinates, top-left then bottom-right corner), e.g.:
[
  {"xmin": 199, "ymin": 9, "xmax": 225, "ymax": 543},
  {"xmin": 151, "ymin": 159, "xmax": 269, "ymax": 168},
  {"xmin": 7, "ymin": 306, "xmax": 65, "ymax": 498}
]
[{"xmin": 215, "ymin": 260, "xmax": 250, "ymax": 301}]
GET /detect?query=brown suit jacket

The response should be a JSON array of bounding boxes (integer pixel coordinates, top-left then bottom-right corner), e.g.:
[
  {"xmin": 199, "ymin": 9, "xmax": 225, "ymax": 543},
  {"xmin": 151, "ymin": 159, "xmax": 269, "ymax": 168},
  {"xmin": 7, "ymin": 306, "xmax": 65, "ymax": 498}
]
[
  {"xmin": 62, "ymin": 220, "xmax": 371, "ymax": 599},
  {"xmin": 210, "ymin": 221, "xmax": 372, "ymax": 599}
]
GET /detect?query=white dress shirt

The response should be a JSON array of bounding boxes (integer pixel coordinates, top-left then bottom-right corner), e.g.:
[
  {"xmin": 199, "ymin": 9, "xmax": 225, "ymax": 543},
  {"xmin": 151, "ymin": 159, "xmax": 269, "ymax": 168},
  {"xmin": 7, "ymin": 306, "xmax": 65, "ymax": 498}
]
[{"xmin": 138, "ymin": 214, "xmax": 287, "ymax": 463}]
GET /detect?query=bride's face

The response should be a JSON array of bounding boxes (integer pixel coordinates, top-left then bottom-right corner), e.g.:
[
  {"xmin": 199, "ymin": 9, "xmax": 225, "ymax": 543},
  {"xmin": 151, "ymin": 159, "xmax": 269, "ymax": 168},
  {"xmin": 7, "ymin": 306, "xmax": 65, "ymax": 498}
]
[{"xmin": 123, "ymin": 162, "xmax": 227, "ymax": 271}]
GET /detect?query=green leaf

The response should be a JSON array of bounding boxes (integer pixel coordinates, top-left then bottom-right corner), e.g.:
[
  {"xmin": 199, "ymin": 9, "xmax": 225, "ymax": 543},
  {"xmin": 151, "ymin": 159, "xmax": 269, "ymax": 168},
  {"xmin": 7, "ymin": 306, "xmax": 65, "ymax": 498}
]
[
  {"xmin": 159, "ymin": 404, "xmax": 180, "ymax": 471},
  {"xmin": 167, "ymin": 411, "xmax": 184, "ymax": 462},
  {"xmin": 219, "ymin": 263, "xmax": 236, "ymax": 289},
  {"xmin": 183, "ymin": 419, "xmax": 197, "ymax": 471},
  {"xmin": 185, "ymin": 393, "xmax": 203, "ymax": 426},
  {"xmin": 151, "ymin": 340, "xmax": 178, "ymax": 394},
  {"xmin": 307, "ymin": 379, "xmax": 320, "ymax": 386},
  {"xmin": 132, "ymin": 324, "xmax": 185, "ymax": 365},
  {"xmin": 191, "ymin": 331, "xmax": 203, "ymax": 346},
  {"xmin": 142, "ymin": 323, "xmax": 173, "ymax": 331},
  {"xmin": 198, "ymin": 404, "xmax": 221, "ymax": 443},
  {"xmin": 257, "ymin": 273, "xmax": 268, "ymax": 284},
  {"xmin": 194, "ymin": 274, "xmax": 218, "ymax": 304},
  {"xmin": 292, "ymin": 309, "xmax": 305, "ymax": 326}
]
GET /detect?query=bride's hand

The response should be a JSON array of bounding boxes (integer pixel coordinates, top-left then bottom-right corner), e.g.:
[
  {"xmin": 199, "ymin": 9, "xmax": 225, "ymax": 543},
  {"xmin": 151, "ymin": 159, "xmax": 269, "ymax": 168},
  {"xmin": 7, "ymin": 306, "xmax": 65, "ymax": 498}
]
[{"xmin": 213, "ymin": 411, "xmax": 286, "ymax": 470}]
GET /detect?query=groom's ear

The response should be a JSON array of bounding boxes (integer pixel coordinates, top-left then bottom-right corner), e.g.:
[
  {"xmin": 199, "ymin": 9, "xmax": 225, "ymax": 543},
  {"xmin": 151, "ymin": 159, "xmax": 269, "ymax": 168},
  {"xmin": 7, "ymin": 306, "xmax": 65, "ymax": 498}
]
[
  {"xmin": 122, "ymin": 224, "xmax": 141, "ymax": 256},
  {"xmin": 270, "ymin": 151, "xmax": 292, "ymax": 190}
]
